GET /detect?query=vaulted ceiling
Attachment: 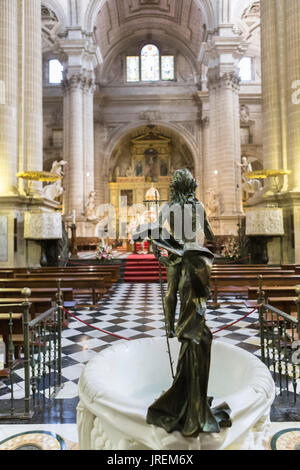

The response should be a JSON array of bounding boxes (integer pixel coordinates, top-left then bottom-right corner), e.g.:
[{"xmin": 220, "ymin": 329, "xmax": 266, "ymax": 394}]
[{"xmin": 94, "ymin": 0, "xmax": 207, "ymax": 60}]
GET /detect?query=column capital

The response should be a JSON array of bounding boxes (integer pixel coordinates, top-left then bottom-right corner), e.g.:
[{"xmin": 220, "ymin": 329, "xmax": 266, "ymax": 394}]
[
  {"xmin": 207, "ymin": 69, "xmax": 241, "ymax": 92},
  {"xmin": 62, "ymin": 72, "xmax": 96, "ymax": 94}
]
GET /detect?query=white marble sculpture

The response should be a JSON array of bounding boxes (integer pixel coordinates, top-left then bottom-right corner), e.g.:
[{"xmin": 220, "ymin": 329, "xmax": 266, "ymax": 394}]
[
  {"xmin": 237, "ymin": 157, "xmax": 263, "ymax": 203},
  {"xmin": 206, "ymin": 188, "xmax": 220, "ymax": 217},
  {"xmin": 40, "ymin": 160, "xmax": 67, "ymax": 201},
  {"xmin": 85, "ymin": 190, "xmax": 98, "ymax": 221},
  {"xmin": 77, "ymin": 337, "xmax": 275, "ymax": 450}
]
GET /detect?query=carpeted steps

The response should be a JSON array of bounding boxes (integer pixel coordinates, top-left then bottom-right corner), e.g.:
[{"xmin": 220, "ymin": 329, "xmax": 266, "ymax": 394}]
[{"xmin": 124, "ymin": 254, "xmax": 167, "ymax": 283}]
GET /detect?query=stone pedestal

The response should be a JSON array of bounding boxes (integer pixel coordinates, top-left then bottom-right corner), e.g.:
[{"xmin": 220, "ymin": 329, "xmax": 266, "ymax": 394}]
[{"xmin": 0, "ymin": 196, "xmax": 61, "ymax": 268}]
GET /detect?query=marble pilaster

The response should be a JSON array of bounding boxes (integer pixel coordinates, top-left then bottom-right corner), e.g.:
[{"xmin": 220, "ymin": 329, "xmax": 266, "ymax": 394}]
[
  {"xmin": 23, "ymin": 0, "xmax": 43, "ymax": 189},
  {"xmin": 0, "ymin": 0, "xmax": 18, "ymax": 195}
]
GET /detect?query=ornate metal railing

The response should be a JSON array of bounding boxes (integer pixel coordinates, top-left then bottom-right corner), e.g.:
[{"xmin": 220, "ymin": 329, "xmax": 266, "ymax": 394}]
[
  {"xmin": 0, "ymin": 284, "xmax": 63, "ymax": 420},
  {"xmin": 258, "ymin": 277, "xmax": 300, "ymax": 403}
]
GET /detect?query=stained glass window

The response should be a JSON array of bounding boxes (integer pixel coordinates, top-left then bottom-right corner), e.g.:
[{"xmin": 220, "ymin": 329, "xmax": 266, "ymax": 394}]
[
  {"xmin": 126, "ymin": 45, "xmax": 175, "ymax": 83},
  {"xmin": 141, "ymin": 44, "xmax": 160, "ymax": 82},
  {"xmin": 49, "ymin": 59, "xmax": 63, "ymax": 84},
  {"xmin": 161, "ymin": 56, "xmax": 175, "ymax": 81},
  {"xmin": 126, "ymin": 56, "xmax": 140, "ymax": 82}
]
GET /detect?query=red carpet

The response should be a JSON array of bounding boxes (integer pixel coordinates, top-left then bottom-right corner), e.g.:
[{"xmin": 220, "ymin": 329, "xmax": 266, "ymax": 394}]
[{"xmin": 124, "ymin": 254, "xmax": 167, "ymax": 283}]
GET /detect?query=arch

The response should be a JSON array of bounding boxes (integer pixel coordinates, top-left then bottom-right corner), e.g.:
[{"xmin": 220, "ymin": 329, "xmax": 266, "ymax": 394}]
[
  {"xmin": 103, "ymin": 121, "xmax": 199, "ymax": 172},
  {"xmin": 84, "ymin": 0, "xmax": 217, "ymax": 35},
  {"xmin": 42, "ymin": 0, "xmax": 68, "ymax": 30}
]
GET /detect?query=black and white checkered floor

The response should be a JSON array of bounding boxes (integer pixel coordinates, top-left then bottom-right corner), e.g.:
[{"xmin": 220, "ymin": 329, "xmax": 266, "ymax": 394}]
[{"xmin": 0, "ymin": 281, "xmax": 298, "ymax": 402}]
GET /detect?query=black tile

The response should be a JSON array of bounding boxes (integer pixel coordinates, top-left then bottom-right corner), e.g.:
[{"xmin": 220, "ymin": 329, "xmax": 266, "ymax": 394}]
[
  {"xmin": 61, "ymin": 343, "xmax": 87, "ymax": 355},
  {"xmin": 66, "ymin": 334, "xmax": 94, "ymax": 343}
]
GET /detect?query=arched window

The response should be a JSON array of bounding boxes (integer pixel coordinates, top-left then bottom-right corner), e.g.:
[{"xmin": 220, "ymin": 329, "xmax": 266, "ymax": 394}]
[
  {"xmin": 49, "ymin": 59, "xmax": 63, "ymax": 84},
  {"xmin": 141, "ymin": 44, "xmax": 160, "ymax": 81},
  {"xmin": 126, "ymin": 44, "xmax": 175, "ymax": 83}
]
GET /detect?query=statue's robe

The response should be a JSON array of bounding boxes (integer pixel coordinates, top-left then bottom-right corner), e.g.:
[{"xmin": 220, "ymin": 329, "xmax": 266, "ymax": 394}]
[{"xmin": 146, "ymin": 246, "xmax": 231, "ymax": 437}]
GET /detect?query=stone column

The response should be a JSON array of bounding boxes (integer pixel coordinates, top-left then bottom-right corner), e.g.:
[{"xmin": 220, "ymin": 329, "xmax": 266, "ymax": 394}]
[
  {"xmin": 94, "ymin": 122, "xmax": 108, "ymax": 206},
  {"xmin": 60, "ymin": 35, "xmax": 100, "ymax": 218},
  {"xmin": 206, "ymin": 69, "xmax": 243, "ymax": 233},
  {"xmin": 23, "ymin": 0, "xmax": 43, "ymax": 187},
  {"xmin": 83, "ymin": 78, "xmax": 96, "ymax": 205},
  {"xmin": 286, "ymin": 0, "xmax": 300, "ymax": 192},
  {"xmin": 202, "ymin": 35, "xmax": 246, "ymax": 235},
  {"xmin": 260, "ymin": 0, "xmax": 283, "ymax": 191},
  {"xmin": 63, "ymin": 75, "xmax": 85, "ymax": 215},
  {"xmin": 0, "ymin": 0, "xmax": 18, "ymax": 195}
]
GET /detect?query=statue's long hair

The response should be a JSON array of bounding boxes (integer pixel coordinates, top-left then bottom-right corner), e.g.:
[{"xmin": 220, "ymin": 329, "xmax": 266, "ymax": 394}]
[{"xmin": 169, "ymin": 169, "xmax": 198, "ymax": 206}]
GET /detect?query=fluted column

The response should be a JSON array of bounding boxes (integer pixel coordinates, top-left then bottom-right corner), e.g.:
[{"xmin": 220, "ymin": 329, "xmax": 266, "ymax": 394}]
[
  {"xmin": 83, "ymin": 79, "xmax": 96, "ymax": 205},
  {"xmin": 63, "ymin": 75, "xmax": 85, "ymax": 215},
  {"xmin": 260, "ymin": 0, "xmax": 283, "ymax": 192},
  {"xmin": 286, "ymin": 0, "xmax": 300, "ymax": 191},
  {"xmin": 207, "ymin": 70, "xmax": 243, "ymax": 218},
  {"xmin": 0, "ymin": 0, "xmax": 18, "ymax": 195},
  {"xmin": 23, "ymin": 0, "xmax": 43, "ymax": 188},
  {"xmin": 94, "ymin": 122, "xmax": 108, "ymax": 206}
]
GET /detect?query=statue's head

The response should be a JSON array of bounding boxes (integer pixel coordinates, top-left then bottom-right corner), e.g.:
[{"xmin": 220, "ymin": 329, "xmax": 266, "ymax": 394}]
[{"xmin": 170, "ymin": 169, "xmax": 197, "ymax": 203}]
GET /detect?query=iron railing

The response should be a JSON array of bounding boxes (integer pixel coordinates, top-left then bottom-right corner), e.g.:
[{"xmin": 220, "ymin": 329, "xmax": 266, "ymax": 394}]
[
  {"xmin": 0, "ymin": 283, "xmax": 63, "ymax": 420},
  {"xmin": 258, "ymin": 276, "xmax": 300, "ymax": 403}
]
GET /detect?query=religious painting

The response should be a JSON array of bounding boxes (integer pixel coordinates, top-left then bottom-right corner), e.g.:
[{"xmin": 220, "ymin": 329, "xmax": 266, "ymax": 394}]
[
  {"xmin": 135, "ymin": 159, "xmax": 144, "ymax": 177},
  {"xmin": 145, "ymin": 148, "xmax": 159, "ymax": 182},
  {"xmin": 160, "ymin": 160, "xmax": 168, "ymax": 177}
]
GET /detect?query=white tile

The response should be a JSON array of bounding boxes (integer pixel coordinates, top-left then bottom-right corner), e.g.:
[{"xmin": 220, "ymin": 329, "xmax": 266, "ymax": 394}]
[
  {"xmin": 121, "ymin": 315, "xmax": 141, "ymax": 321},
  {"xmin": 147, "ymin": 329, "xmax": 165, "ymax": 337},
  {"xmin": 147, "ymin": 321, "xmax": 165, "ymax": 329},
  {"xmin": 88, "ymin": 321, "xmax": 114, "ymax": 329},
  {"xmin": 68, "ymin": 349, "xmax": 98, "ymax": 364},
  {"xmin": 117, "ymin": 329, "xmax": 144, "ymax": 339},
  {"xmin": 61, "ymin": 364, "xmax": 85, "ymax": 381},
  {"xmin": 118, "ymin": 321, "xmax": 141, "ymax": 329},
  {"xmin": 62, "ymin": 329, "xmax": 82, "ymax": 338},
  {"xmin": 61, "ymin": 338, "xmax": 75, "ymax": 347},
  {"xmin": 77, "ymin": 338, "xmax": 108, "ymax": 349}
]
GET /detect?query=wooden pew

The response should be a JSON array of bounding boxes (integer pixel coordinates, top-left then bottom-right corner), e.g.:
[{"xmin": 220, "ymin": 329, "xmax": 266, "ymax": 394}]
[
  {"xmin": 248, "ymin": 286, "xmax": 299, "ymax": 301},
  {"xmin": 31, "ymin": 265, "xmax": 121, "ymax": 282},
  {"xmin": 0, "ymin": 298, "xmax": 53, "ymax": 318},
  {"xmin": 15, "ymin": 271, "xmax": 115, "ymax": 289},
  {"xmin": 282, "ymin": 265, "xmax": 300, "ymax": 274},
  {"xmin": 211, "ymin": 274, "xmax": 300, "ymax": 306},
  {"xmin": 267, "ymin": 297, "xmax": 298, "ymax": 316},
  {"xmin": 0, "ymin": 277, "xmax": 105, "ymax": 304},
  {"xmin": 0, "ymin": 270, "xmax": 15, "ymax": 278},
  {"xmin": 0, "ymin": 287, "xmax": 74, "ymax": 302}
]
